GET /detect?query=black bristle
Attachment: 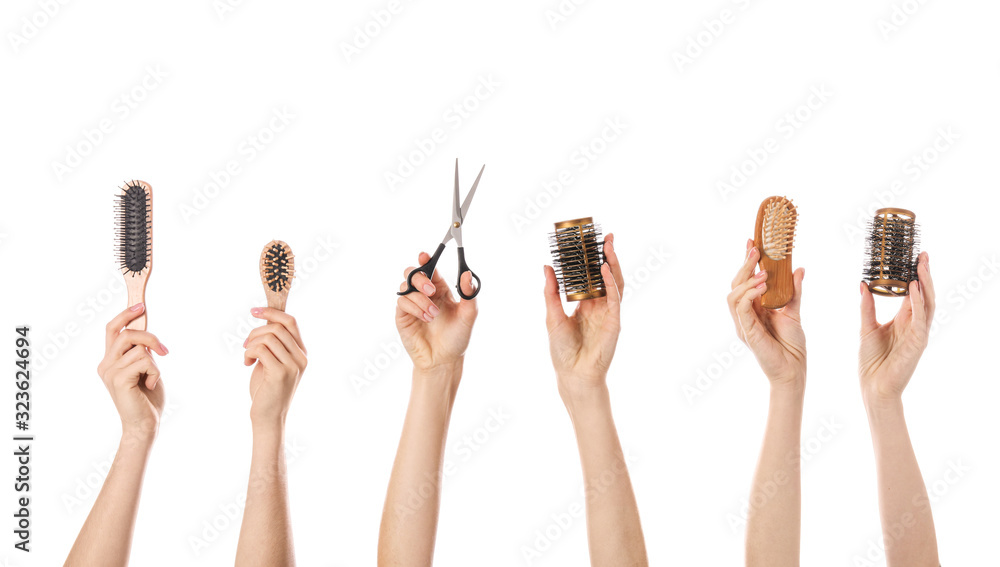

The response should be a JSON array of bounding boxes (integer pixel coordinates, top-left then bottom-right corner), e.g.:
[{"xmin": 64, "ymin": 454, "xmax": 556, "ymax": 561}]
[
  {"xmin": 264, "ymin": 244, "xmax": 292, "ymax": 292},
  {"xmin": 862, "ymin": 210, "xmax": 919, "ymax": 296},
  {"xmin": 114, "ymin": 181, "xmax": 150, "ymax": 276}
]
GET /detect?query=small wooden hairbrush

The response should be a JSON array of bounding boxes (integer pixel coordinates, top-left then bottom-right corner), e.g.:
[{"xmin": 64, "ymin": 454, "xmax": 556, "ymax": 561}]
[
  {"xmin": 863, "ymin": 208, "xmax": 919, "ymax": 297},
  {"xmin": 260, "ymin": 240, "xmax": 295, "ymax": 311},
  {"xmin": 548, "ymin": 217, "xmax": 606, "ymax": 302},
  {"xmin": 115, "ymin": 180, "xmax": 153, "ymax": 330},
  {"xmin": 754, "ymin": 196, "xmax": 797, "ymax": 309}
]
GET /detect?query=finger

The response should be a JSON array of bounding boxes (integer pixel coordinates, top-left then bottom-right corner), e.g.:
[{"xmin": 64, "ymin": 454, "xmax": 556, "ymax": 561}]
[
  {"xmin": 244, "ymin": 324, "xmax": 307, "ymax": 368},
  {"xmin": 250, "ymin": 308, "xmax": 306, "ymax": 353},
  {"xmin": 245, "ymin": 334, "xmax": 293, "ymax": 367},
  {"xmin": 860, "ymin": 281, "xmax": 878, "ymax": 335},
  {"xmin": 111, "ymin": 345, "xmax": 152, "ymax": 371},
  {"xmin": 731, "ymin": 244, "xmax": 761, "ymax": 290},
  {"xmin": 458, "ymin": 270, "xmax": 478, "ymax": 300},
  {"xmin": 396, "ymin": 276, "xmax": 439, "ymax": 320},
  {"xmin": 105, "ymin": 303, "xmax": 146, "ymax": 350},
  {"xmin": 727, "ymin": 270, "xmax": 769, "ymax": 312},
  {"xmin": 245, "ymin": 342, "xmax": 280, "ymax": 369},
  {"xmin": 736, "ymin": 281, "xmax": 768, "ymax": 344},
  {"xmin": 110, "ymin": 330, "xmax": 167, "ymax": 359},
  {"xmin": 601, "ymin": 262, "xmax": 622, "ymax": 318},
  {"xmin": 543, "ymin": 265, "xmax": 567, "ymax": 329},
  {"xmin": 909, "ymin": 278, "xmax": 927, "ymax": 327},
  {"xmin": 783, "ymin": 268, "xmax": 805, "ymax": 317},
  {"xmin": 917, "ymin": 251, "xmax": 935, "ymax": 319},
  {"xmin": 603, "ymin": 233, "xmax": 625, "ymax": 292},
  {"xmin": 397, "ymin": 294, "xmax": 432, "ymax": 323},
  {"xmin": 121, "ymin": 356, "xmax": 161, "ymax": 391},
  {"xmin": 402, "ymin": 263, "xmax": 438, "ymax": 297}
]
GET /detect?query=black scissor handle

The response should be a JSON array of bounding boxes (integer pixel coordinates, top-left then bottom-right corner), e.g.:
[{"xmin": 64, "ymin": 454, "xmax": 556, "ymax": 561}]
[
  {"xmin": 398, "ymin": 243, "xmax": 446, "ymax": 296},
  {"xmin": 455, "ymin": 247, "xmax": 481, "ymax": 300}
]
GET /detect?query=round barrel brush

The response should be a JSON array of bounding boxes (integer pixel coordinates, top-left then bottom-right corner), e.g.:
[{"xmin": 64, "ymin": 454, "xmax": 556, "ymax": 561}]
[
  {"xmin": 862, "ymin": 208, "xmax": 919, "ymax": 297},
  {"xmin": 115, "ymin": 180, "xmax": 153, "ymax": 330},
  {"xmin": 754, "ymin": 196, "xmax": 798, "ymax": 309},
  {"xmin": 260, "ymin": 240, "xmax": 295, "ymax": 311},
  {"xmin": 548, "ymin": 217, "xmax": 606, "ymax": 302}
]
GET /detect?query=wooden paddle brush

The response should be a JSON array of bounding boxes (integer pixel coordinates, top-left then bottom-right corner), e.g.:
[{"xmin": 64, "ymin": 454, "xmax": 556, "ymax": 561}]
[
  {"xmin": 754, "ymin": 196, "xmax": 797, "ymax": 309},
  {"xmin": 260, "ymin": 240, "xmax": 295, "ymax": 311},
  {"xmin": 115, "ymin": 180, "xmax": 153, "ymax": 330}
]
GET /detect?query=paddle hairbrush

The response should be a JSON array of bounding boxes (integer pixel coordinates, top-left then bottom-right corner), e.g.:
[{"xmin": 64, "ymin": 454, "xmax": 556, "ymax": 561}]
[
  {"xmin": 754, "ymin": 196, "xmax": 797, "ymax": 309},
  {"xmin": 548, "ymin": 217, "xmax": 606, "ymax": 302},
  {"xmin": 260, "ymin": 240, "xmax": 295, "ymax": 311},
  {"xmin": 862, "ymin": 208, "xmax": 919, "ymax": 297},
  {"xmin": 115, "ymin": 180, "xmax": 153, "ymax": 330}
]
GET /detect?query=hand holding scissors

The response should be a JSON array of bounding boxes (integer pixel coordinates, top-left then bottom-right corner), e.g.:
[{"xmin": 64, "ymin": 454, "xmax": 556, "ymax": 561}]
[{"xmin": 398, "ymin": 159, "xmax": 485, "ymax": 301}]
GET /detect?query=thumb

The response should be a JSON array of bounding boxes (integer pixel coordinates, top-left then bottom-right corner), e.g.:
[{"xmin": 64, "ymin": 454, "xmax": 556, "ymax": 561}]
[
  {"xmin": 783, "ymin": 267, "xmax": 805, "ymax": 317},
  {"xmin": 860, "ymin": 281, "xmax": 878, "ymax": 335}
]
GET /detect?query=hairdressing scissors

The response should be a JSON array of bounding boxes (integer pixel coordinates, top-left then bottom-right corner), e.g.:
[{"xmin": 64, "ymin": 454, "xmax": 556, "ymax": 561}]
[{"xmin": 398, "ymin": 159, "xmax": 485, "ymax": 300}]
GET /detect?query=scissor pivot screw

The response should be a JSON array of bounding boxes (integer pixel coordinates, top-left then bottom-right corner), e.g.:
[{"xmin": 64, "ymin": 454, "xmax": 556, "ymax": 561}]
[{"xmin": 453, "ymin": 221, "xmax": 460, "ymax": 228}]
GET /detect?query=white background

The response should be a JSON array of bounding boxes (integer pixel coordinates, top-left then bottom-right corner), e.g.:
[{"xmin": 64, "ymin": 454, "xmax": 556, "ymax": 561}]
[{"xmin": 2, "ymin": 0, "xmax": 999, "ymax": 565}]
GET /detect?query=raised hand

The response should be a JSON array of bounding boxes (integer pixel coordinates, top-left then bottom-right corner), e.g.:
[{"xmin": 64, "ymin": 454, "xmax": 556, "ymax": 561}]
[
  {"xmin": 395, "ymin": 252, "xmax": 478, "ymax": 372},
  {"xmin": 727, "ymin": 239, "xmax": 806, "ymax": 388},
  {"xmin": 859, "ymin": 251, "xmax": 934, "ymax": 403}
]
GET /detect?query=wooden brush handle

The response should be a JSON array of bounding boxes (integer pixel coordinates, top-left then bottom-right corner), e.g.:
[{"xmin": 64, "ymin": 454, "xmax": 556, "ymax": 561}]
[
  {"xmin": 125, "ymin": 272, "xmax": 149, "ymax": 330},
  {"xmin": 265, "ymin": 288, "xmax": 288, "ymax": 312}
]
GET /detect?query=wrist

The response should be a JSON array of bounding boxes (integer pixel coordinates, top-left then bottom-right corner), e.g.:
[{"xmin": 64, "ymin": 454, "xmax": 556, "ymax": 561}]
[
  {"xmin": 863, "ymin": 390, "xmax": 904, "ymax": 417},
  {"xmin": 413, "ymin": 360, "xmax": 463, "ymax": 393},
  {"xmin": 251, "ymin": 413, "xmax": 287, "ymax": 437},
  {"xmin": 558, "ymin": 377, "xmax": 611, "ymax": 420},
  {"xmin": 769, "ymin": 376, "xmax": 806, "ymax": 400},
  {"xmin": 119, "ymin": 428, "xmax": 156, "ymax": 455}
]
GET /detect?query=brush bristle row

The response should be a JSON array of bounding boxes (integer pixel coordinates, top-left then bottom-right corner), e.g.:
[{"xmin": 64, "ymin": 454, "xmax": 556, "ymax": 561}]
[
  {"xmin": 114, "ymin": 181, "xmax": 151, "ymax": 276},
  {"xmin": 263, "ymin": 243, "xmax": 294, "ymax": 292},
  {"xmin": 549, "ymin": 219, "xmax": 606, "ymax": 301},
  {"xmin": 863, "ymin": 209, "xmax": 919, "ymax": 296},
  {"xmin": 762, "ymin": 197, "xmax": 797, "ymax": 261}
]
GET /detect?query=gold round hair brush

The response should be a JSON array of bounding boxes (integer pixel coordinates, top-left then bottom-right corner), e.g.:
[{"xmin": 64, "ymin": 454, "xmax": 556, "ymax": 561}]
[
  {"xmin": 548, "ymin": 217, "xmax": 606, "ymax": 302},
  {"xmin": 260, "ymin": 240, "xmax": 295, "ymax": 311},
  {"xmin": 863, "ymin": 208, "xmax": 919, "ymax": 297},
  {"xmin": 115, "ymin": 180, "xmax": 153, "ymax": 330},
  {"xmin": 754, "ymin": 196, "xmax": 798, "ymax": 309}
]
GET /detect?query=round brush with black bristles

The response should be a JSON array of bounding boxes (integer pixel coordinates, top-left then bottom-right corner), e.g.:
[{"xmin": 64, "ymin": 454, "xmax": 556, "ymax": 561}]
[
  {"xmin": 863, "ymin": 208, "xmax": 919, "ymax": 297},
  {"xmin": 260, "ymin": 240, "xmax": 295, "ymax": 311},
  {"xmin": 115, "ymin": 180, "xmax": 153, "ymax": 330},
  {"xmin": 548, "ymin": 217, "xmax": 606, "ymax": 302},
  {"xmin": 754, "ymin": 196, "xmax": 798, "ymax": 309}
]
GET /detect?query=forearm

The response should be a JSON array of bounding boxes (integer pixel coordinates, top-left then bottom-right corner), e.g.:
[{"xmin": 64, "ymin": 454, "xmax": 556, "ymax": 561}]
[
  {"xmin": 378, "ymin": 363, "xmax": 461, "ymax": 567},
  {"xmin": 65, "ymin": 432, "xmax": 153, "ymax": 567},
  {"xmin": 236, "ymin": 425, "xmax": 295, "ymax": 567},
  {"xmin": 565, "ymin": 383, "xmax": 647, "ymax": 567},
  {"xmin": 864, "ymin": 397, "xmax": 938, "ymax": 567},
  {"xmin": 746, "ymin": 382, "xmax": 804, "ymax": 567}
]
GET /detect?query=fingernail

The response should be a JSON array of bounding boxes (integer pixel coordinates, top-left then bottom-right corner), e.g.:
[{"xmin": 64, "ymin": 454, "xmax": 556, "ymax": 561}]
[
  {"xmin": 130, "ymin": 303, "xmax": 144, "ymax": 312},
  {"xmin": 160, "ymin": 344, "xmax": 169, "ymax": 354},
  {"xmin": 251, "ymin": 307, "xmax": 263, "ymax": 316},
  {"xmin": 756, "ymin": 281, "xmax": 767, "ymax": 289},
  {"xmin": 860, "ymin": 281, "xmax": 865, "ymax": 295},
  {"xmin": 423, "ymin": 312, "xmax": 433, "ymax": 322},
  {"xmin": 423, "ymin": 283, "xmax": 435, "ymax": 295},
  {"xmin": 756, "ymin": 270, "xmax": 767, "ymax": 279},
  {"xmin": 428, "ymin": 304, "xmax": 440, "ymax": 317},
  {"xmin": 243, "ymin": 338, "xmax": 248, "ymax": 348}
]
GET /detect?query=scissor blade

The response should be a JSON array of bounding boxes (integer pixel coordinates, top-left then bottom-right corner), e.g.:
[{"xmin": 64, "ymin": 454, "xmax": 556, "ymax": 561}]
[
  {"xmin": 459, "ymin": 164, "xmax": 485, "ymax": 221},
  {"xmin": 453, "ymin": 159, "xmax": 462, "ymax": 223}
]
